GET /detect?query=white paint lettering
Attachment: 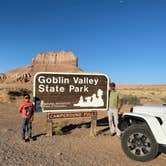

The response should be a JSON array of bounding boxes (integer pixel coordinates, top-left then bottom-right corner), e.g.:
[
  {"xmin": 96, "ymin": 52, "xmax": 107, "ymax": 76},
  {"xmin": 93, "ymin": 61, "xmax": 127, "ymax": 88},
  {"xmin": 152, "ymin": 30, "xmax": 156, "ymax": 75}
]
[
  {"xmin": 69, "ymin": 85, "xmax": 89, "ymax": 92},
  {"xmin": 38, "ymin": 84, "xmax": 45, "ymax": 92},
  {"xmin": 38, "ymin": 76, "xmax": 45, "ymax": 84}
]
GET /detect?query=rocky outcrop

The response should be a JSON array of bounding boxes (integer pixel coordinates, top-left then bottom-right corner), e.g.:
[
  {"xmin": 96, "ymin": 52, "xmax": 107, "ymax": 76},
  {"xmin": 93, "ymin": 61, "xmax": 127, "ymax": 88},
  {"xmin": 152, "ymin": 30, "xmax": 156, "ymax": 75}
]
[
  {"xmin": 0, "ymin": 73, "xmax": 7, "ymax": 82},
  {"xmin": 16, "ymin": 72, "xmax": 31, "ymax": 82},
  {"xmin": 31, "ymin": 51, "xmax": 80, "ymax": 74},
  {"xmin": 4, "ymin": 66, "xmax": 32, "ymax": 83},
  {"xmin": 2, "ymin": 51, "xmax": 82, "ymax": 84},
  {"xmin": 32, "ymin": 51, "xmax": 77, "ymax": 66}
]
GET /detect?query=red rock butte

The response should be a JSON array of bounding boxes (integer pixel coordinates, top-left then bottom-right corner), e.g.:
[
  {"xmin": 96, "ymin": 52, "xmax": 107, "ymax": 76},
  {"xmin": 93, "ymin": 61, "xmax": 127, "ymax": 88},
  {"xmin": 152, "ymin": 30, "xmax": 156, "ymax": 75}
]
[{"xmin": 0, "ymin": 51, "xmax": 83, "ymax": 83}]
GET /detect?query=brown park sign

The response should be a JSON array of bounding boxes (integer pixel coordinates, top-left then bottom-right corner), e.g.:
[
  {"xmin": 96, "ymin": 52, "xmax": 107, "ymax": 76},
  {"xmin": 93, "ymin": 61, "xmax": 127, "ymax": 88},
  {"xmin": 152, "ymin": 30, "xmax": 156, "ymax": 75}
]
[{"xmin": 33, "ymin": 72, "xmax": 109, "ymax": 112}]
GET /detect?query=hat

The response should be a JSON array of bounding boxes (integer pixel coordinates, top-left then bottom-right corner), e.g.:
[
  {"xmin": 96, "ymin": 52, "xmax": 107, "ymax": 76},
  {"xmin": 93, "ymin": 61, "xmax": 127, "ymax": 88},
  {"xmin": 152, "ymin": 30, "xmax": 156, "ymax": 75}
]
[{"xmin": 110, "ymin": 82, "xmax": 116, "ymax": 87}]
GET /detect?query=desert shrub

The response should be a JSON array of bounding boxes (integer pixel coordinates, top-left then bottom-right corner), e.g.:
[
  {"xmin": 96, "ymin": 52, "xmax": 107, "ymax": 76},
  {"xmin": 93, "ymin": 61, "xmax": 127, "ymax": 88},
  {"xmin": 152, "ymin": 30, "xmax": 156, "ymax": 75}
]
[
  {"xmin": 81, "ymin": 123, "xmax": 90, "ymax": 128},
  {"xmin": 150, "ymin": 92, "xmax": 155, "ymax": 95},
  {"xmin": 53, "ymin": 121, "xmax": 64, "ymax": 135},
  {"xmin": 140, "ymin": 96, "xmax": 148, "ymax": 100},
  {"xmin": 122, "ymin": 95, "xmax": 140, "ymax": 105},
  {"xmin": 161, "ymin": 97, "xmax": 166, "ymax": 103},
  {"xmin": 8, "ymin": 88, "xmax": 32, "ymax": 101},
  {"xmin": 53, "ymin": 126, "xmax": 63, "ymax": 135},
  {"xmin": 8, "ymin": 88, "xmax": 32, "ymax": 97}
]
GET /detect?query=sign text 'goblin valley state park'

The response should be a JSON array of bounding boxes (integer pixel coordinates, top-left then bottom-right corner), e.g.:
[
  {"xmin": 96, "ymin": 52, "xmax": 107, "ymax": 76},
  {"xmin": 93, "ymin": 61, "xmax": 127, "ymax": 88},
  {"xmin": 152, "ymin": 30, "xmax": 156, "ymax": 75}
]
[{"xmin": 33, "ymin": 72, "xmax": 109, "ymax": 112}]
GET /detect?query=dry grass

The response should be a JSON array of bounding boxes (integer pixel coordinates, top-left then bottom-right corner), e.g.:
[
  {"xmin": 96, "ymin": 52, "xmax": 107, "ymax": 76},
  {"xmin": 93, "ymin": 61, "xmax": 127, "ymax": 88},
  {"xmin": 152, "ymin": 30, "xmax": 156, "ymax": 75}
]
[
  {"xmin": 1, "ymin": 83, "xmax": 166, "ymax": 106},
  {"xmin": 0, "ymin": 83, "xmax": 32, "ymax": 105},
  {"xmin": 117, "ymin": 84, "xmax": 166, "ymax": 104}
]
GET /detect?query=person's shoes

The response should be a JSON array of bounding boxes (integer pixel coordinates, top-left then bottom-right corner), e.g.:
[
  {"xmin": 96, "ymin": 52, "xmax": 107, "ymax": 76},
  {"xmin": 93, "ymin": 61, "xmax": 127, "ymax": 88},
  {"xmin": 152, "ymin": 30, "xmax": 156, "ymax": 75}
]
[
  {"xmin": 29, "ymin": 136, "xmax": 35, "ymax": 141},
  {"xmin": 29, "ymin": 135, "xmax": 37, "ymax": 141},
  {"xmin": 116, "ymin": 132, "xmax": 121, "ymax": 138},
  {"xmin": 24, "ymin": 137, "xmax": 30, "ymax": 142},
  {"xmin": 22, "ymin": 137, "xmax": 25, "ymax": 141},
  {"xmin": 110, "ymin": 132, "xmax": 116, "ymax": 136}
]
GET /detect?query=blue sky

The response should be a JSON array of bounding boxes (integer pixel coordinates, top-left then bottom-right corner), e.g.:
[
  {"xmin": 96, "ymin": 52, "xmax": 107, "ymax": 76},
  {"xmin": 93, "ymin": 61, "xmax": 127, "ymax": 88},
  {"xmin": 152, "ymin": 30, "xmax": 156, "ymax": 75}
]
[{"xmin": 0, "ymin": 0, "xmax": 166, "ymax": 84}]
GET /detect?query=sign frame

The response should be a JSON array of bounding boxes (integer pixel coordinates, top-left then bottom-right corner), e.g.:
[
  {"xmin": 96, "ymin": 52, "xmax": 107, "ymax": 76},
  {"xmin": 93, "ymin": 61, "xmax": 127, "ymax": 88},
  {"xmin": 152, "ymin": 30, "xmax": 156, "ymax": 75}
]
[{"xmin": 33, "ymin": 72, "xmax": 109, "ymax": 113}]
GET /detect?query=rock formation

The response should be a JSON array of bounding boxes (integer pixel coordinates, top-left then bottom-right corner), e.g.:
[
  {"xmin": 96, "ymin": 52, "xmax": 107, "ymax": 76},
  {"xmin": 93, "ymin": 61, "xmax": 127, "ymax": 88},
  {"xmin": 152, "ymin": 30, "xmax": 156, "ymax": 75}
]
[
  {"xmin": 31, "ymin": 51, "xmax": 79, "ymax": 73},
  {"xmin": 0, "ymin": 73, "xmax": 7, "ymax": 82},
  {"xmin": 2, "ymin": 51, "xmax": 82, "ymax": 84},
  {"xmin": 16, "ymin": 72, "xmax": 31, "ymax": 83},
  {"xmin": 32, "ymin": 51, "xmax": 77, "ymax": 66}
]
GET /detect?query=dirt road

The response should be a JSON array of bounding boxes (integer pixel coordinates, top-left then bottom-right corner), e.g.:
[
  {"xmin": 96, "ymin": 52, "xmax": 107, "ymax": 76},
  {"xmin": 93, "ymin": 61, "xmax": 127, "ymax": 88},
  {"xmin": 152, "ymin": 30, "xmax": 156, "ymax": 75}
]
[{"xmin": 0, "ymin": 103, "xmax": 166, "ymax": 166}]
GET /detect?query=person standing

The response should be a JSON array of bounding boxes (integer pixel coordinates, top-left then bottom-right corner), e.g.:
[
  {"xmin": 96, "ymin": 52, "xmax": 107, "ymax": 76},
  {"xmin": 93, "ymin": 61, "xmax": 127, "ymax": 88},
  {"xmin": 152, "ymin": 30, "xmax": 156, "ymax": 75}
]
[
  {"xmin": 19, "ymin": 94, "xmax": 34, "ymax": 141},
  {"xmin": 108, "ymin": 82, "xmax": 121, "ymax": 137}
]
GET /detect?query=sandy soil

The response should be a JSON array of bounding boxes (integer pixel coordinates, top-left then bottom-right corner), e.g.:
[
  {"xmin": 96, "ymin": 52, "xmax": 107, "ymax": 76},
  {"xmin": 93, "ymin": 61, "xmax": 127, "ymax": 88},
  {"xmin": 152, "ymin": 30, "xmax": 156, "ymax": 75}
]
[{"xmin": 0, "ymin": 103, "xmax": 166, "ymax": 166}]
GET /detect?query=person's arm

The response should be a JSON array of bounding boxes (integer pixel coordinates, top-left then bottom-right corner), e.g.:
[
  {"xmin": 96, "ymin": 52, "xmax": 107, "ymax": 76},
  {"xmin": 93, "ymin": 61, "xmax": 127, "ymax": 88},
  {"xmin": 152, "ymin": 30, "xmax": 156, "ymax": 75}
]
[
  {"xmin": 118, "ymin": 94, "xmax": 123, "ymax": 113},
  {"xmin": 31, "ymin": 103, "xmax": 34, "ymax": 115},
  {"xmin": 19, "ymin": 103, "xmax": 24, "ymax": 113},
  {"xmin": 30, "ymin": 103, "xmax": 34, "ymax": 121}
]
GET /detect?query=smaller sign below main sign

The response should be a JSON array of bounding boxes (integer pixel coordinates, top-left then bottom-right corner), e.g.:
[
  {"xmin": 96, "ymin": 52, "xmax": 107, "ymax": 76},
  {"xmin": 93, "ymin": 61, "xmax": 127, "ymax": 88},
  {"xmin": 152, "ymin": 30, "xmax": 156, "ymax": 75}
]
[
  {"xmin": 48, "ymin": 111, "xmax": 97, "ymax": 119},
  {"xmin": 33, "ymin": 72, "xmax": 109, "ymax": 112}
]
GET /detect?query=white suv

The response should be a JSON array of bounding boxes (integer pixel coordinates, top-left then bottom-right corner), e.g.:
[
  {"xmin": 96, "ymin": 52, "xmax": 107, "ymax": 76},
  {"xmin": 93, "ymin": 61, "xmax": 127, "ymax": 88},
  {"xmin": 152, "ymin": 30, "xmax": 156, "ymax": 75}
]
[{"xmin": 119, "ymin": 104, "xmax": 166, "ymax": 161}]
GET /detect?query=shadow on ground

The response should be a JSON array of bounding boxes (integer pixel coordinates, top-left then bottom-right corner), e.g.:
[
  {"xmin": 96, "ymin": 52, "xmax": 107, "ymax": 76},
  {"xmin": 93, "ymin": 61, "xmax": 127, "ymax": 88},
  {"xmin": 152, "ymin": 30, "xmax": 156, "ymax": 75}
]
[
  {"xmin": 59, "ymin": 116, "xmax": 110, "ymax": 135},
  {"xmin": 32, "ymin": 133, "xmax": 47, "ymax": 140}
]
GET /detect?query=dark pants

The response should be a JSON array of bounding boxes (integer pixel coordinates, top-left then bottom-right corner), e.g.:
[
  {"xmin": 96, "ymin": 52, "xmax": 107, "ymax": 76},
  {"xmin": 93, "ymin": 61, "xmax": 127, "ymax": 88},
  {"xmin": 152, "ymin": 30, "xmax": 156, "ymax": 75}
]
[{"xmin": 21, "ymin": 118, "xmax": 32, "ymax": 139}]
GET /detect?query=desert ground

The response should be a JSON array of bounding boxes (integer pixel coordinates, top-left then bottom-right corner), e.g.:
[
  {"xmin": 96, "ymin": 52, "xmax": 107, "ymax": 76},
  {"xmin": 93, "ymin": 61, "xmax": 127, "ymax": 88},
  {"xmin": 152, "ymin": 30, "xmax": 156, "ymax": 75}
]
[{"xmin": 0, "ymin": 83, "xmax": 166, "ymax": 166}]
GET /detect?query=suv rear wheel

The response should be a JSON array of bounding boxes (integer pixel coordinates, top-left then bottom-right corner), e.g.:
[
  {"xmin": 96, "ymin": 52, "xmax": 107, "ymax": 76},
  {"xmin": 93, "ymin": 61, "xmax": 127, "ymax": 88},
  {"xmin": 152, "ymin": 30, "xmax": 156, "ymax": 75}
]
[{"xmin": 121, "ymin": 124, "xmax": 158, "ymax": 162}]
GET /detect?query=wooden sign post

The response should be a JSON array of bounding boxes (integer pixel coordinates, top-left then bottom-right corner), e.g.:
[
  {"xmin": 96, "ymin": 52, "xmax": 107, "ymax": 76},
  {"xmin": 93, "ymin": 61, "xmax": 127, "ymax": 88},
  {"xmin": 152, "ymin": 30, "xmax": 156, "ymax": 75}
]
[
  {"xmin": 90, "ymin": 111, "xmax": 97, "ymax": 137},
  {"xmin": 47, "ymin": 118, "xmax": 53, "ymax": 137}
]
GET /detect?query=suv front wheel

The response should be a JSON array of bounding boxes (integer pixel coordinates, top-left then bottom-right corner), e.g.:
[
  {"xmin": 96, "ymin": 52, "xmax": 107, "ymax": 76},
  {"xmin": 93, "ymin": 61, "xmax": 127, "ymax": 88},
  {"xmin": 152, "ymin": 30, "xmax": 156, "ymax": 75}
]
[{"xmin": 121, "ymin": 124, "xmax": 158, "ymax": 162}]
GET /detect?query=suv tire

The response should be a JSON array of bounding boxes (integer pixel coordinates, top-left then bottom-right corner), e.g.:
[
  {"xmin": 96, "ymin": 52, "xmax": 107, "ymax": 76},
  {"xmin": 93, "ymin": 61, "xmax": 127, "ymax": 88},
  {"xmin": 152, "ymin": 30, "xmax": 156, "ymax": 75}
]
[{"xmin": 121, "ymin": 124, "xmax": 158, "ymax": 162}]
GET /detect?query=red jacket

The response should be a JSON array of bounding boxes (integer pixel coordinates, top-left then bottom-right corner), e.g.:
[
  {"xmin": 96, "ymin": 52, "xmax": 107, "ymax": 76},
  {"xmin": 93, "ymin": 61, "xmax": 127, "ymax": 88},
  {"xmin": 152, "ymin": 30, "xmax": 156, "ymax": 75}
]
[{"xmin": 19, "ymin": 101, "xmax": 34, "ymax": 119}]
